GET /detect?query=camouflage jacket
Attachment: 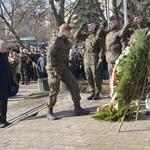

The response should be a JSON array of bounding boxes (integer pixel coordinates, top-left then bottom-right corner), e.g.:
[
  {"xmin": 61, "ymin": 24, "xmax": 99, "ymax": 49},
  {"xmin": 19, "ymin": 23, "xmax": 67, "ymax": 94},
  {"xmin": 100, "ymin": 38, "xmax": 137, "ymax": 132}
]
[
  {"xmin": 74, "ymin": 25, "xmax": 105, "ymax": 65},
  {"xmin": 106, "ymin": 22, "xmax": 131, "ymax": 63},
  {"xmin": 46, "ymin": 35, "xmax": 71, "ymax": 71}
]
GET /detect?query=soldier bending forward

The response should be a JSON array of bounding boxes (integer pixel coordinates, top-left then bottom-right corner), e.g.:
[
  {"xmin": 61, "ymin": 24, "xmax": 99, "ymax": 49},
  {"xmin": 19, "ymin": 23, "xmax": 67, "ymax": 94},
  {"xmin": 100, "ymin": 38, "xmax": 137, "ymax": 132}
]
[{"xmin": 46, "ymin": 23, "xmax": 90, "ymax": 120}]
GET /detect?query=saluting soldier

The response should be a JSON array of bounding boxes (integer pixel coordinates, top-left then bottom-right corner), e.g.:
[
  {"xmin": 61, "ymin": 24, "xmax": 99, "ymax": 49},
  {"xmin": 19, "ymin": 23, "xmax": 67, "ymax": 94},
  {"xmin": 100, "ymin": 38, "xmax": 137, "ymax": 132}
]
[
  {"xmin": 105, "ymin": 15, "xmax": 132, "ymax": 78},
  {"xmin": 74, "ymin": 18, "xmax": 105, "ymax": 100},
  {"xmin": 46, "ymin": 23, "xmax": 90, "ymax": 120}
]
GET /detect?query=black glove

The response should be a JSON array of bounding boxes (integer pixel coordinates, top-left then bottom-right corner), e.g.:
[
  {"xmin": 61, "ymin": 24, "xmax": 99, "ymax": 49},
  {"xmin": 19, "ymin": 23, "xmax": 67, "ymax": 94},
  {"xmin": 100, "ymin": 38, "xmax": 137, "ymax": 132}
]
[
  {"xmin": 80, "ymin": 22, "xmax": 87, "ymax": 29},
  {"xmin": 96, "ymin": 62, "xmax": 102, "ymax": 70},
  {"xmin": 54, "ymin": 71, "xmax": 62, "ymax": 80}
]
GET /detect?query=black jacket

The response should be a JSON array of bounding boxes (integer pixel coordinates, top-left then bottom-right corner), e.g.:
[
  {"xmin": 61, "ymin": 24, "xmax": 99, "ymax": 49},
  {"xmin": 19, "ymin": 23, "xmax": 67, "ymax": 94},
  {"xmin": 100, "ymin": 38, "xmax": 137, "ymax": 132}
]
[{"xmin": 0, "ymin": 52, "xmax": 14, "ymax": 98}]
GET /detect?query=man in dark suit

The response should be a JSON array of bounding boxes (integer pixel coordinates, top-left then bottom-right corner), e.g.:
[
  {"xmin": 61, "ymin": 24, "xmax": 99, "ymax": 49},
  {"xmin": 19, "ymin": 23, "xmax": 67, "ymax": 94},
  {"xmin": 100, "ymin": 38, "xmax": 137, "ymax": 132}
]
[{"xmin": 0, "ymin": 42, "xmax": 14, "ymax": 128}]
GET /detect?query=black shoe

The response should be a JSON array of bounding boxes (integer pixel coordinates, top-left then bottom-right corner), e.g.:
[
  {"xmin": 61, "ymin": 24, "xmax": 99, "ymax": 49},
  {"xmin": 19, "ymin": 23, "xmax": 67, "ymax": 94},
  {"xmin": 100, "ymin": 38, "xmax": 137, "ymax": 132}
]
[
  {"xmin": 21, "ymin": 82, "xmax": 24, "ymax": 85},
  {"xmin": 92, "ymin": 95, "xmax": 100, "ymax": 100},
  {"xmin": 74, "ymin": 108, "xmax": 90, "ymax": 116},
  {"xmin": 92, "ymin": 92, "xmax": 100, "ymax": 100},
  {"xmin": 25, "ymin": 82, "xmax": 28, "ymax": 85},
  {"xmin": 0, "ymin": 121, "xmax": 12, "ymax": 128},
  {"xmin": 87, "ymin": 92, "xmax": 95, "ymax": 100},
  {"xmin": 47, "ymin": 114, "xmax": 57, "ymax": 120}
]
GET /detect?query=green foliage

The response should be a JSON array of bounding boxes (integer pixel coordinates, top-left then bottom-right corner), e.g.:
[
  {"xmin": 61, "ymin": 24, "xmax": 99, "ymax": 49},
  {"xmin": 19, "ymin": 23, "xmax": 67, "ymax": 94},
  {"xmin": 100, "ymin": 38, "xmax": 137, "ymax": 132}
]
[
  {"xmin": 92, "ymin": 29, "xmax": 150, "ymax": 122},
  {"xmin": 116, "ymin": 28, "xmax": 150, "ymax": 114},
  {"xmin": 9, "ymin": 60, "xmax": 18, "ymax": 69},
  {"xmin": 92, "ymin": 104, "xmax": 137, "ymax": 122}
]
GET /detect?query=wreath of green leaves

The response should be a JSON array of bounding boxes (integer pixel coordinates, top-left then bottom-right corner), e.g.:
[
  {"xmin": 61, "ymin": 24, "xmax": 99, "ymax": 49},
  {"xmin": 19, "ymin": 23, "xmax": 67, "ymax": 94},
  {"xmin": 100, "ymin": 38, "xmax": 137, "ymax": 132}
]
[
  {"xmin": 92, "ymin": 28, "xmax": 150, "ymax": 122},
  {"xmin": 116, "ymin": 28, "xmax": 150, "ymax": 115}
]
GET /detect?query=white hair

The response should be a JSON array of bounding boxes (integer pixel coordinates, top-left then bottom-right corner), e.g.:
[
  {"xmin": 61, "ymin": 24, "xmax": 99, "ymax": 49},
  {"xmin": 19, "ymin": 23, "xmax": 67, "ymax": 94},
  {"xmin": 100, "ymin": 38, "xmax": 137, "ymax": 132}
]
[{"xmin": 0, "ymin": 41, "xmax": 7, "ymax": 47}]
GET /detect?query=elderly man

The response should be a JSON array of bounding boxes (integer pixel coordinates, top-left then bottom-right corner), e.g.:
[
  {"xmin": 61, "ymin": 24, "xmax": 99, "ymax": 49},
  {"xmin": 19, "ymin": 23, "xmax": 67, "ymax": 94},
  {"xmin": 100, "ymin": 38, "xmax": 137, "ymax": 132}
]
[
  {"xmin": 46, "ymin": 23, "xmax": 90, "ymax": 120},
  {"xmin": 0, "ymin": 42, "xmax": 14, "ymax": 128},
  {"xmin": 74, "ymin": 19, "xmax": 105, "ymax": 100}
]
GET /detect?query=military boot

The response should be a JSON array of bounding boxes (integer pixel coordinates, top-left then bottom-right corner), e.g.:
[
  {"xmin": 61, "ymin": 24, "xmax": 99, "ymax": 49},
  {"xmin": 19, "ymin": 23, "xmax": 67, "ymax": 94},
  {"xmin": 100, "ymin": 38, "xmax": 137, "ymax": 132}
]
[
  {"xmin": 21, "ymin": 82, "xmax": 25, "ymax": 85},
  {"xmin": 87, "ymin": 91, "xmax": 95, "ymax": 100},
  {"xmin": 25, "ymin": 81, "xmax": 28, "ymax": 85},
  {"xmin": 93, "ymin": 91, "xmax": 100, "ymax": 100},
  {"xmin": 47, "ymin": 107, "xmax": 57, "ymax": 120},
  {"xmin": 74, "ymin": 102, "xmax": 90, "ymax": 116}
]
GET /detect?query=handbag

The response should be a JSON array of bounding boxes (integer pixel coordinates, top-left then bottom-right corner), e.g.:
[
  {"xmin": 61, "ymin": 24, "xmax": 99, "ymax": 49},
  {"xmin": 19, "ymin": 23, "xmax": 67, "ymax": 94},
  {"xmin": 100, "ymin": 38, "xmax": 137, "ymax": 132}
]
[{"xmin": 11, "ymin": 83, "xmax": 19, "ymax": 97}]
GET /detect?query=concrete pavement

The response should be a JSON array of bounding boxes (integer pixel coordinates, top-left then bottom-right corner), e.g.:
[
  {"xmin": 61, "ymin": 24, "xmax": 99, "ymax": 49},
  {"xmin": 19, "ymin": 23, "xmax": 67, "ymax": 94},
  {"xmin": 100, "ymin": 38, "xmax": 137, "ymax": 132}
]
[
  {"xmin": 8, "ymin": 81, "xmax": 38, "ymax": 106},
  {"xmin": 0, "ymin": 81, "xmax": 150, "ymax": 150}
]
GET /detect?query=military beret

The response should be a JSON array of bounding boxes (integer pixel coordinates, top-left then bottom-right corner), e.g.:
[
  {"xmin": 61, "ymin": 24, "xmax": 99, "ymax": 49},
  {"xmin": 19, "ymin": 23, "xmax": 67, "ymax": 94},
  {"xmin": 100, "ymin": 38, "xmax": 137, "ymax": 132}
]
[
  {"xmin": 109, "ymin": 15, "xmax": 117, "ymax": 21},
  {"xmin": 87, "ymin": 18, "xmax": 96, "ymax": 24},
  {"xmin": 59, "ymin": 23, "xmax": 72, "ymax": 30}
]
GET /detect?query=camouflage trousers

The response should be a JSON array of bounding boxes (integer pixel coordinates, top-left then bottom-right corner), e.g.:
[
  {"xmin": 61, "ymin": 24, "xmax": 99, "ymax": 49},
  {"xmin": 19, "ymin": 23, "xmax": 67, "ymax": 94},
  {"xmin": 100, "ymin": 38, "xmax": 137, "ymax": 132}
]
[
  {"xmin": 47, "ymin": 68, "xmax": 81, "ymax": 107},
  {"xmin": 84, "ymin": 64, "xmax": 102, "ymax": 93},
  {"xmin": 32, "ymin": 62, "xmax": 40, "ymax": 80},
  {"xmin": 20, "ymin": 63, "xmax": 28, "ymax": 82}
]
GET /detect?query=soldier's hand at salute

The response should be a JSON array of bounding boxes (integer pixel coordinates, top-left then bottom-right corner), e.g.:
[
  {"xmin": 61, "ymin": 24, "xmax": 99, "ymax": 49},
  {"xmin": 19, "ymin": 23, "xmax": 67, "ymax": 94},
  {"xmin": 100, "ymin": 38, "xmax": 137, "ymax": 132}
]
[{"xmin": 80, "ymin": 22, "xmax": 87, "ymax": 29}]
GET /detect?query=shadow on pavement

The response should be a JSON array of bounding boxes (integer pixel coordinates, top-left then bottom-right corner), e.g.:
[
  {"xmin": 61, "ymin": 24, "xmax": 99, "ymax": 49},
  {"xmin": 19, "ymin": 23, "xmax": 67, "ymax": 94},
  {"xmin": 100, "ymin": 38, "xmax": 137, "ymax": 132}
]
[{"xmin": 23, "ymin": 106, "xmax": 98, "ymax": 121}]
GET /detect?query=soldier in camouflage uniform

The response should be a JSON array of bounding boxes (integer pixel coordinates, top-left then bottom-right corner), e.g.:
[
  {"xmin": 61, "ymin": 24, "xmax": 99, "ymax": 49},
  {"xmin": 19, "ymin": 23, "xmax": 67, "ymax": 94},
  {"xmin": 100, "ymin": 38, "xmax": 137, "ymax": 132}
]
[
  {"xmin": 46, "ymin": 23, "xmax": 90, "ymax": 120},
  {"xmin": 105, "ymin": 15, "xmax": 132, "ymax": 78},
  {"xmin": 19, "ymin": 47, "xmax": 29, "ymax": 85},
  {"xmin": 27, "ymin": 49, "xmax": 40, "ymax": 81},
  {"xmin": 74, "ymin": 19, "xmax": 105, "ymax": 100}
]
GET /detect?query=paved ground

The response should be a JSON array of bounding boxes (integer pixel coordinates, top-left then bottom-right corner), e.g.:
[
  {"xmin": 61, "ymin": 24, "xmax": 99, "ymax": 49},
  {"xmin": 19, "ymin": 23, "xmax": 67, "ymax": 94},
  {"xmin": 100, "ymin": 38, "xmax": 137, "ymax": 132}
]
[
  {"xmin": 8, "ymin": 81, "xmax": 38, "ymax": 106},
  {"xmin": 0, "ymin": 81, "xmax": 150, "ymax": 150}
]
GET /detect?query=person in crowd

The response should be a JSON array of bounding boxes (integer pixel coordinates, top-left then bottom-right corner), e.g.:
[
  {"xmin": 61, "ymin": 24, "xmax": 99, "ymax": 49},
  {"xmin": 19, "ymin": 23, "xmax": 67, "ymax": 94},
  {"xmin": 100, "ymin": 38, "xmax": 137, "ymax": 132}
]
[
  {"xmin": 74, "ymin": 18, "xmax": 105, "ymax": 100},
  {"xmin": 13, "ymin": 45, "xmax": 20, "ymax": 54},
  {"xmin": 79, "ymin": 46, "xmax": 86, "ymax": 80},
  {"xmin": 25, "ymin": 48, "xmax": 33, "ymax": 83},
  {"xmin": 46, "ymin": 23, "xmax": 90, "ymax": 120},
  {"xmin": 28, "ymin": 48, "xmax": 40, "ymax": 81},
  {"xmin": 37, "ymin": 50, "xmax": 47, "ymax": 78},
  {"xmin": 72, "ymin": 45, "xmax": 81, "ymax": 78},
  {"xmin": 69, "ymin": 51, "xmax": 78, "ymax": 78},
  {"xmin": 19, "ymin": 47, "xmax": 29, "ymax": 85},
  {"xmin": 13, "ymin": 51, "xmax": 22, "ymax": 86},
  {"xmin": 0, "ymin": 42, "xmax": 14, "ymax": 128},
  {"xmin": 8, "ymin": 50, "xmax": 18, "ymax": 81}
]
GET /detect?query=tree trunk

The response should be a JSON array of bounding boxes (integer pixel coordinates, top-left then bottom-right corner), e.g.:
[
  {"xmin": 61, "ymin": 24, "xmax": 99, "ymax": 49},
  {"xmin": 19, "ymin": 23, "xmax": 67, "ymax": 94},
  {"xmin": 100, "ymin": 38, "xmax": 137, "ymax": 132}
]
[{"xmin": 0, "ymin": 14, "xmax": 25, "ymax": 48}]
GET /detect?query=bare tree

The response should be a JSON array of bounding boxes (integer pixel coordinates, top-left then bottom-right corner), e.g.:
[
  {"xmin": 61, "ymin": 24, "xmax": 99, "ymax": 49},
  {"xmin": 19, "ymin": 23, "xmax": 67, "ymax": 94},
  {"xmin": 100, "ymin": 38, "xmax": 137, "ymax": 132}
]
[
  {"xmin": 0, "ymin": 0, "xmax": 50, "ymax": 46},
  {"xmin": 0, "ymin": 0, "xmax": 26, "ymax": 47},
  {"xmin": 19, "ymin": 0, "xmax": 50, "ymax": 42}
]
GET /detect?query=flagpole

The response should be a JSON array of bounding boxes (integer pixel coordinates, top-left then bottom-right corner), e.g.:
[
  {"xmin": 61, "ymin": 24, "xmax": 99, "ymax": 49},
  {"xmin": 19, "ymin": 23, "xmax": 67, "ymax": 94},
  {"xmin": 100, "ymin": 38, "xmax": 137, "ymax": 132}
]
[
  {"xmin": 123, "ymin": 0, "xmax": 128, "ymax": 24},
  {"xmin": 107, "ymin": 0, "xmax": 110, "ymax": 29}
]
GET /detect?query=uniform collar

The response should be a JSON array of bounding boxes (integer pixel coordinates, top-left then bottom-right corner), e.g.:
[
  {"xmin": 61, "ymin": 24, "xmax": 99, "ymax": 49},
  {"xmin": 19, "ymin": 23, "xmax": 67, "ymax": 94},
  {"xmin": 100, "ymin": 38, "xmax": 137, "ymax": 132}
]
[
  {"xmin": 58, "ymin": 34, "xmax": 68, "ymax": 40},
  {"xmin": 111, "ymin": 26, "xmax": 119, "ymax": 31}
]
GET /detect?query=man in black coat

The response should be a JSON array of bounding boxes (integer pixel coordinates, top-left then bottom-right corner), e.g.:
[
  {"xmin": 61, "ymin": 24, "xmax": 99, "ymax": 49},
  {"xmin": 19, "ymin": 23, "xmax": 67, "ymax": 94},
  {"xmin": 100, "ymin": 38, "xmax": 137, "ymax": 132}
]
[{"xmin": 0, "ymin": 42, "xmax": 14, "ymax": 128}]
